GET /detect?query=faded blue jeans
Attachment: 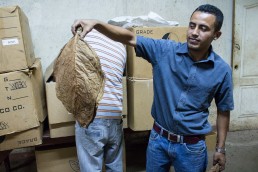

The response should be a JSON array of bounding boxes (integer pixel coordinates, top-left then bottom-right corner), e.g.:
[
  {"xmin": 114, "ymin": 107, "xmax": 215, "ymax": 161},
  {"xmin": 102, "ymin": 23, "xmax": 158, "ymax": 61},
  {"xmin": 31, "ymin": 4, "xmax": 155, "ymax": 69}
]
[
  {"xmin": 146, "ymin": 128, "xmax": 208, "ymax": 172},
  {"xmin": 75, "ymin": 118, "xmax": 123, "ymax": 172}
]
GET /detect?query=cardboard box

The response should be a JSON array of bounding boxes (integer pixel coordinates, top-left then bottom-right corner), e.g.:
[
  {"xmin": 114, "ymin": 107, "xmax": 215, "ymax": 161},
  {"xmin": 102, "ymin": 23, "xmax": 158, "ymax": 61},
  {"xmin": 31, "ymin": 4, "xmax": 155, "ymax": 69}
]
[
  {"xmin": 127, "ymin": 26, "xmax": 187, "ymax": 79},
  {"xmin": 122, "ymin": 77, "xmax": 128, "ymax": 128},
  {"xmin": 0, "ymin": 59, "xmax": 46, "ymax": 136},
  {"xmin": 49, "ymin": 121, "xmax": 75, "ymax": 138},
  {"xmin": 0, "ymin": 123, "xmax": 43, "ymax": 151},
  {"xmin": 0, "ymin": 6, "xmax": 35, "ymax": 73},
  {"xmin": 206, "ymin": 131, "xmax": 217, "ymax": 151},
  {"xmin": 36, "ymin": 146, "xmax": 126, "ymax": 172},
  {"xmin": 45, "ymin": 81, "xmax": 75, "ymax": 124},
  {"xmin": 36, "ymin": 147, "xmax": 79, "ymax": 172},
  {"xmin": 45, "ymin": 62, "xmax": 76, "ymax": 138},
  {"xmin": 127, "ymin": 78, "xmax": 154, "ymax": 131}
]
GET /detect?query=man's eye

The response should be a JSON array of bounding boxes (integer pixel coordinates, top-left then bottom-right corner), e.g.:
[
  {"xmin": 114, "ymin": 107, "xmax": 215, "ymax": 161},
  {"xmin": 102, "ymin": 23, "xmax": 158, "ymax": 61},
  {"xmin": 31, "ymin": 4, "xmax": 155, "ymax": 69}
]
[
  {"xmin": 189, "ymin": 24, "xmax": 195, "ymax": 29},
  {"xmin": 200, "ymin": 26, "xmax": 207, "ymax": 31}
]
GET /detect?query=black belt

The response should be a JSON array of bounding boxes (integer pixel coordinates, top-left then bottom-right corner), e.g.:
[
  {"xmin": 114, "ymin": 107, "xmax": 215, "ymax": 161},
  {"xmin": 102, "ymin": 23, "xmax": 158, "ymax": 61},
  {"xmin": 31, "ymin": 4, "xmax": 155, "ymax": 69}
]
[{"xmin": 153, "ymin": 123, "xmax": 205, "ymax": 144}]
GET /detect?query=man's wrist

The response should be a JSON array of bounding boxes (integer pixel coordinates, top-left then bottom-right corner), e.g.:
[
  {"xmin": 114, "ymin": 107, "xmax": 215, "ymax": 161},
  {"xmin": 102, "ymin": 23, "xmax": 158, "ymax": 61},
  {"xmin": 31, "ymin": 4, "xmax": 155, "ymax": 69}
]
[{"xmin": 215, "ymin": 147, "xmax": 226, "ymax": 154}]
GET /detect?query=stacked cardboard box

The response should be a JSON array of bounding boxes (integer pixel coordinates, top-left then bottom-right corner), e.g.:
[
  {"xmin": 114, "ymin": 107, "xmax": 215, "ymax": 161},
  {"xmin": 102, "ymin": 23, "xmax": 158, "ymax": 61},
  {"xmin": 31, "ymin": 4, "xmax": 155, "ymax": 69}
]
[
  {"xmin": 126, "ymin": 26, "xmax": 187, "ymax": 131},
  {"xmin": 44, "ymin": 62, "xmax": 75, "ymax": 138},
  {"xmin": 0, "ymin": 6, "xmax": 46, "ymax": 151},
  {"xmin": 35, "ymin": 147, "xmax": 79, "ymax": 172},
  {"xmin": 122, "ymin": 77, "xmax": 128, "ymax": 128},
  {"xmin": 0, "ymin": 6, "xmax": 35, "ymax": 73},
  {"xmin": 36, "ymin": 144, "xmax": 127, "ymax": 172}
]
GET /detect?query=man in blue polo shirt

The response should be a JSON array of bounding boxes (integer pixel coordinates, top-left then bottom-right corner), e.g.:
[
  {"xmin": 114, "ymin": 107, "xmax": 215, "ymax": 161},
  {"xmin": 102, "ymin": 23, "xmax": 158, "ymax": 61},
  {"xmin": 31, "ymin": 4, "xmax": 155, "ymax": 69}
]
[{"xmin": 72, "ymin": 4, "xmax": 233, "ymax": 172}]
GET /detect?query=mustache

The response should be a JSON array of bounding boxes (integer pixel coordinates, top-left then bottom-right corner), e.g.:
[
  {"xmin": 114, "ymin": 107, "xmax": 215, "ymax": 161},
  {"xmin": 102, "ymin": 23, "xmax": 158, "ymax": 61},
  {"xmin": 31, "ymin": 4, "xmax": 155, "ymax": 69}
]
[{"xmin": 188, "ymin": 37, "xmax": 200, "ymax": 41}]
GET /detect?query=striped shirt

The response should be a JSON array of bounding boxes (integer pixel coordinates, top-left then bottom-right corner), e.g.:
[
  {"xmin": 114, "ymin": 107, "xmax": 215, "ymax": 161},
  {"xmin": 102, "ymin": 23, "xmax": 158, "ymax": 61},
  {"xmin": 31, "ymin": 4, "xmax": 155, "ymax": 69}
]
[{"xmin": 84, "ymin": 30, "xmax": 126, "ymax": 117}]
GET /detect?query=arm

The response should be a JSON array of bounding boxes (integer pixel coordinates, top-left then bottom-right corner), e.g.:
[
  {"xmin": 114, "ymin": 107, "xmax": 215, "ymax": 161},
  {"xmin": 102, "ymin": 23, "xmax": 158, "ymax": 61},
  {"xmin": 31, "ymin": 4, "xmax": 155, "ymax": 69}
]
[
  {"xmin": 213, "ymin": 110, "xmax": 230, "ymax": 171},
  {"xmin": 71, "ymin": 19, "xmax": 136, "ymax": 47}
]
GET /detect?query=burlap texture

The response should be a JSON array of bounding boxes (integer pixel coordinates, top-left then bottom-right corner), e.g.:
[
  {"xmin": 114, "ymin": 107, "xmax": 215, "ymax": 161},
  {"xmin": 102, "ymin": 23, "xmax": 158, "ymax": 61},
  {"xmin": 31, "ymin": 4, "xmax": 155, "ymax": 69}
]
[{"xmin": 53, "ymin": 33, "xmax": 105, "ymax": 127}]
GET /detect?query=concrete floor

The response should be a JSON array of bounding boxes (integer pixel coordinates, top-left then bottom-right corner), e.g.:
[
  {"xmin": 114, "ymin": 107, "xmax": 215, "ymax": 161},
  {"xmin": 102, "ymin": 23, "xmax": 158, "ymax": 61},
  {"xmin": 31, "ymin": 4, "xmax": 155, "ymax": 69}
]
[{"xmin": 1, "ymin": 129, "xmax": 258, "ymax": 172}]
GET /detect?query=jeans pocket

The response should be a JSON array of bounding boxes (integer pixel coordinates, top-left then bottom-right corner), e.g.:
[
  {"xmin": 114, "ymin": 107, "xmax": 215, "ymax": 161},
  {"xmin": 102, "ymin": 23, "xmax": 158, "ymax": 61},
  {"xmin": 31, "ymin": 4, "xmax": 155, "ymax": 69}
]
[
  {"xmin": 183, "ymin": 140, "xmax": 206, "ymax": 154},
  {"xmin": 85, "ymin": 127, "xmax": 102, "ymax": 138},
  {"xmin": 80, "ymin": 126, "xmax": 104, "ymax": 156},
  {"xmin": 149, "ymin": 128, "xmax": 160, "ymax": 141}
]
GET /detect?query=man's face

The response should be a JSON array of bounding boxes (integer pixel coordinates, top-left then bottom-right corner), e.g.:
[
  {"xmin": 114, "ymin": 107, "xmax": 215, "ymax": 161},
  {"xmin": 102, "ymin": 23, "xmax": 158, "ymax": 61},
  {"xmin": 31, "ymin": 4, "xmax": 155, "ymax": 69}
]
[{"xmin": 187, "ymin": 11, "xmax": 218, "ymax": 51}]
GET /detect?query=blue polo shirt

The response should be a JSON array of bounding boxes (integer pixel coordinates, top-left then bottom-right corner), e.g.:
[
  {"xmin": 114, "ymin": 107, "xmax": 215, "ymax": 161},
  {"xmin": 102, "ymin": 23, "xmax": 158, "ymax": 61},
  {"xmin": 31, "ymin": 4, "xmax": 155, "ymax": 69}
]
[{"xmin": 135, "ymin": 36, "xmax": 234, "ymax": 135}]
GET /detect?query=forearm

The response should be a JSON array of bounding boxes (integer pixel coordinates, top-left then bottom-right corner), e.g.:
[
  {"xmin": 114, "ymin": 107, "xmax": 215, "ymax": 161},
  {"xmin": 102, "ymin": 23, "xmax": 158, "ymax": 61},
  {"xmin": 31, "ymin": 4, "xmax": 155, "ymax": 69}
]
[
  {"xmin": 216, "ymin": 110, "xmax": 230, "ymax": 148},
  {"xmin": 94, "ymin": 21, "xmax": 136, "ymax": 47},
  {"xmin": 213, "ymin": 110, "xmax": 230, "ymax": 170}
]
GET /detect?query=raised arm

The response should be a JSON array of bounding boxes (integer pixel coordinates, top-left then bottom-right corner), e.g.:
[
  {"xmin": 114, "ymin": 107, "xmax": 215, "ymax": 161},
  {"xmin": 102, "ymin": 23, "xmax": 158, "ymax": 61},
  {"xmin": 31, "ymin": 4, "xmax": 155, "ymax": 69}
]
[{"xmin": 71, "ymin": 19, "xmax": 136, "ymax": 47}]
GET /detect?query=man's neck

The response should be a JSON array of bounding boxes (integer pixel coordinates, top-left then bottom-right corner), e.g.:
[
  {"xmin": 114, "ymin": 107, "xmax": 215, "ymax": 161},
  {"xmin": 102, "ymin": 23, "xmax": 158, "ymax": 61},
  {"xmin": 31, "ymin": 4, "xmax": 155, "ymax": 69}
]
[{"xmin": 188, "ymin": 49, "xmax": 209, "ymax": 62}]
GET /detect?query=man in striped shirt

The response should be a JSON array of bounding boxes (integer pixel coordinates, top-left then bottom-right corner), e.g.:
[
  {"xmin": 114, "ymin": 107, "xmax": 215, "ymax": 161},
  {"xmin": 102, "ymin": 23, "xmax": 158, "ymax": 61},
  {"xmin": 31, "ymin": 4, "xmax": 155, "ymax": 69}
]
[{"xmin": 74, "ymin": 29, "xmax": 126, "ymax": 172}]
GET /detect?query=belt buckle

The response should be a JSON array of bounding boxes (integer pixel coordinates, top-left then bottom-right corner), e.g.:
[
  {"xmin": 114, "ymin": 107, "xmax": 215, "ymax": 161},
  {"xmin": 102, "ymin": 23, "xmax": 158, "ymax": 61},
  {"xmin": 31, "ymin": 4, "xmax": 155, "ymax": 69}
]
[
  {"xmin": 167, "ymin": 132, "xmax": 181, "ymax": 143},
  {"xmin": 177, "ymin": 135, "xmax": 181, "ymax": 142}
]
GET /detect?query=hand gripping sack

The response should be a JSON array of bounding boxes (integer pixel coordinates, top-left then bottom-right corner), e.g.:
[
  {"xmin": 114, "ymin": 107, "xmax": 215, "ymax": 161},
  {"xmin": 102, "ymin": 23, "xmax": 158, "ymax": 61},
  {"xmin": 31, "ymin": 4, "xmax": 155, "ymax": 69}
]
[{"xmin": 53, "ymin": 33, "xmax": 105, "ymax": 127}]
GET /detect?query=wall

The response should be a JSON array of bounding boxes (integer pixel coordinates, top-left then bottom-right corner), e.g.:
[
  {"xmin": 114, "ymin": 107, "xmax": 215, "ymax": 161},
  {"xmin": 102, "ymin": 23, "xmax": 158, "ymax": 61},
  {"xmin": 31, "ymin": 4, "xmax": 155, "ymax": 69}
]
[{"xmin": 0, "ymin": 0, "xmax": 233, "ymax": 73}]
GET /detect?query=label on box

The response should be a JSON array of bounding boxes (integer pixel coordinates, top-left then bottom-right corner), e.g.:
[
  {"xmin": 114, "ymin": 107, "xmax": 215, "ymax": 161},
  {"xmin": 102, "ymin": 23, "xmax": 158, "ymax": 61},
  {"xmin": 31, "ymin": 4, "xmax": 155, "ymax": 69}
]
[{"xmin": 2, "ymin": 38, "xmax": 19, "ymax": 46}]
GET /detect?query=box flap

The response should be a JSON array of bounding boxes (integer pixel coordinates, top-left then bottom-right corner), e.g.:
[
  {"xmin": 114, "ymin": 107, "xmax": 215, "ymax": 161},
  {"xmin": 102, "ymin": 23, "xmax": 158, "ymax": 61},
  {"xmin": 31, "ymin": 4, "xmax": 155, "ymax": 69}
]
[
  {"xmin": 0, "ymin": 5, "xmax": 18, "ymax": 14},
  {"xmin": 44, "ymin": 59, "xmax": 56, "ymax": 82},
  {"xmin": 30, "ymin": 58, "xmax": 47, "ymax": 122},
  {"xmin": 0, "ymin": 123, "xmax": 43, "ymax": 151}
]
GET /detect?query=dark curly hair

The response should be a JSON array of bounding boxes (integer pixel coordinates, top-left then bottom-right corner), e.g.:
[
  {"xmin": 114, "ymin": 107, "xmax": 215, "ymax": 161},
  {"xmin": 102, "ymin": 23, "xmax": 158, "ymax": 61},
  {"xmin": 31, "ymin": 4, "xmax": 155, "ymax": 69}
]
[{"xmin": 192, "ymin": 4, "xmax": 224, "ymax": 32}]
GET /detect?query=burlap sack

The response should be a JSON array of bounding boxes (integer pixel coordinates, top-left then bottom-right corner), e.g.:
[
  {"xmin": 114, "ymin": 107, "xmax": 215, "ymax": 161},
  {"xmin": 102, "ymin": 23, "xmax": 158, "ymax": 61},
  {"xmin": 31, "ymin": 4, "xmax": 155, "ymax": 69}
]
[{"xmin": 53, "ymin": 33, "xmax": 105, "ymax": 127}]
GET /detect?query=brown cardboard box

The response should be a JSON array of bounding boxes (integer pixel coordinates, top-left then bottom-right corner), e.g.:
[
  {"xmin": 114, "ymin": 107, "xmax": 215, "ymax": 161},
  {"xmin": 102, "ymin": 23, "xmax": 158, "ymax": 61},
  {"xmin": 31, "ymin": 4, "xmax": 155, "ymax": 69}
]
[
  {"xmin": 36, "ymin": 145, "xmax": 127, "ymax": 172},
  {"xmin": 122, "ymin": 77, "xmax": 128, "ymax": 128},
  {"xmin": 0, "ymin": 6, "xmax": 35, "ymax": 73},
  {"xmin": 127, "ymin": 26, "xmax": 187, "ymax": 79},
  {"xmin": 206, "ymin": 131, "xmax": 217, "ymax": 151},
  {"xmin": 45, "ymin": 62, "xmax": 76, "ymax": 138},
  {"xmin": 0, "ymin": 123, "xmax": 43, "ymax": 151},
  {"xmin": 0, "ymin": 59, "xmax": 46, "ymax": 136},
  {"xmin": 49, "ymin": 122, "xmax": 75, "ymax": 138},
  {"xmin": 45, "ymin": 81, "xmax": 75, "ymax": 124},
  {"xmin": 127, "ymin": 78, "xmax": 154, "ymax": 131},
  {"xmin": 35, "ymin": 147, "xmax": 79, "ymax": 172}
]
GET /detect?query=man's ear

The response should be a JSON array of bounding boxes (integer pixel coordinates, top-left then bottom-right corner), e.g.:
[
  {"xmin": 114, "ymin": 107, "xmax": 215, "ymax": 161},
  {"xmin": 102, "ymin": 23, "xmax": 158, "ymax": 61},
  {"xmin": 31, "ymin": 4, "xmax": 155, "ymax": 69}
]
[{"xmin": 214, "ymin": 31, "xmax": 222, "ymax": 40}]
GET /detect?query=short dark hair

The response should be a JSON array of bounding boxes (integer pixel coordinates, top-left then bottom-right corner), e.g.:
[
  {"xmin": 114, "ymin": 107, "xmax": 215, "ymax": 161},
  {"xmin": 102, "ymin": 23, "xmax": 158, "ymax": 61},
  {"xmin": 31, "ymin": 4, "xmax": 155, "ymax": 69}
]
[{"xmin": 192, "ymin": 4, "xmax": 224, "ymax": 32}]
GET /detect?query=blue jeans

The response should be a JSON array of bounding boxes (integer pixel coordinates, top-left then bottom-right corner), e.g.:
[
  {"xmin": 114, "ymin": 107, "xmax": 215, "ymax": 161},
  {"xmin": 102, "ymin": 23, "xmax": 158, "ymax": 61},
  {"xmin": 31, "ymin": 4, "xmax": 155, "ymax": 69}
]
[
  {"xmin": 75, "ymin": 118, "xmax": 124, "ymax": 172},
  {"xmin": 146, "ymin": 129, "xmax": 208, "ymax": 172}
]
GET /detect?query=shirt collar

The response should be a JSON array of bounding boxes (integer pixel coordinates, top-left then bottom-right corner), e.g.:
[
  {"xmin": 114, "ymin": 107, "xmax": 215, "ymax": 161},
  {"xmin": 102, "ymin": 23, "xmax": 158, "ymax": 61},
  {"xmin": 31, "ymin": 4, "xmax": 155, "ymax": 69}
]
[{"xmin": 176, "ymin": 43, "xmax": 215, "ymax": 64}]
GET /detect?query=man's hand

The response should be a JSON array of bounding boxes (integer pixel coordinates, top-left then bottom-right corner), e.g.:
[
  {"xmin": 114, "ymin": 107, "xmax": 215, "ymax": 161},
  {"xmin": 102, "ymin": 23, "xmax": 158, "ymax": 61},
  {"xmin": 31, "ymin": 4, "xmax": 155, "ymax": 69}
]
[
  {"xmin": 71, "ymin": 19, "xmax": 98, "ymax": 38},
  {"xmin": 71, "ymin": 19, "xmax": 136, "ymax": 47},
  {"xmin": 213, "ymin": 152, "xmax": 226, "ymax": 171}
]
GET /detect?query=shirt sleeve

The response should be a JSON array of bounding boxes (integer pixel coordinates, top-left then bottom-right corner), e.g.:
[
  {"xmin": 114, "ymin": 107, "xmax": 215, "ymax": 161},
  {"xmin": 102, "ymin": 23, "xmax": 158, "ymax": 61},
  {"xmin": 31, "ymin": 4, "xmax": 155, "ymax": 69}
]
[
  {"xmin": 135, "ymin": 36, "xmax": 165, "ymax": 66},
  {"xmin": 215, "ymin": 69, "xmax": 234, "ymax": 111}
]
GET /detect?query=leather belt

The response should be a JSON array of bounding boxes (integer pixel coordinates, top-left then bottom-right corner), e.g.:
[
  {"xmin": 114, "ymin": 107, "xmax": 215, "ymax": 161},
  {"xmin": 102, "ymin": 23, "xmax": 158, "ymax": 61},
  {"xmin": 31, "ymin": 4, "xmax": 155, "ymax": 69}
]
[
  {"xmin": 153, "ymin": 123, "xmax": 205, "ymax": 144},
  {"xmin": 95, "ymin": 116, "xmax": 122, "ymax": 119}
]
